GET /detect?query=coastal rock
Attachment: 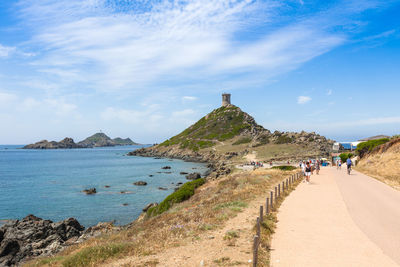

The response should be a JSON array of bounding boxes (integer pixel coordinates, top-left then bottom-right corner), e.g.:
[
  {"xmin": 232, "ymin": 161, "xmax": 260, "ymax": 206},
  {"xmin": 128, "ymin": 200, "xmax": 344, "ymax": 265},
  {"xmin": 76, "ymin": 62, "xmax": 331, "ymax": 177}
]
[
  {"xmin": 0, "ymin": 215, "xmax": 84, "ymax": 266},
  {"xmin": 161, "ymin": 166, "xmax": 171, "ymax": 169},
  {"xmin": 24, "ymin": 133, "xmax": 138, "ymax": 149},
  {"xmin": 158, "ymin": 187, "xmax": 168, "ymax": 190},
  {"xmin": 133, "ymin": 181, "xmax": 147, "ymax": 186},
  {"xmin": 23, "ymin": 138, "xmax": 80, "ymax": 149},
  {"xmin": 186, "ymin": 172, "xmax": 201, "ymax": 180},
  {"xmin": 179, "ymin": 172, "xmax": 188, "ymax": 175},
  {"xmin": 142, "ymin": 203, "xmax": 158, "ymax": 212},
  {"xmin": 82, "ymin": 188, "xmax": 97, "ymax": 195}
]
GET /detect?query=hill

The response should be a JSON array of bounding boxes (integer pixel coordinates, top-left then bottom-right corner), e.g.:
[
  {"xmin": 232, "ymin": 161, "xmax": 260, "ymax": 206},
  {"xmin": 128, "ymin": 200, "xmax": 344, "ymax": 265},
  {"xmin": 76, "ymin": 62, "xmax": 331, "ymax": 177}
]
[
  {"xmin": 129, "ymin": 104, "xmax": 334, "ymax": 177},
  {"xmin": 113, "ymin": 137, "xmax": 138, "ymax": 145},
  {"xmin": 356, "ymin": 137, "xmax": 400, "ymax": 190}
]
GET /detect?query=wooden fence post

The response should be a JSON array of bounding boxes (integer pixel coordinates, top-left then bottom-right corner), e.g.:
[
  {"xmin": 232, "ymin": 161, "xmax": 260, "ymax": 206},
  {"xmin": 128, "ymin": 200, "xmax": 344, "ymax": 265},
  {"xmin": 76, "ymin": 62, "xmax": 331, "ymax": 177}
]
[
  {"xmin": 286, "ymin": 179, "xmax": 288, "ymax": 189},
  {"xmin": 253, "ymin": 235, "xmax": 259, "ymax": 267},
  {"xmin": 275, "ymin": 186, "xmax": 277, "ymax": 199},
  {"xmin": 270, "ymin": 191, "xmax": 274, "ymax": 209},
  {"xmin": 266, "ymin": 197, "xmax": 269, "ymax": 214},
  {"xmin": 259, "ymin": 206, "xmax": 263, "ymax": 223},
  {"xmin": 278, "ymin": 184, "xmax": 280, "ymax": 197},
  {"xmin": 256, "ymin": 217, "xmax": 260, "ymax": 237}
]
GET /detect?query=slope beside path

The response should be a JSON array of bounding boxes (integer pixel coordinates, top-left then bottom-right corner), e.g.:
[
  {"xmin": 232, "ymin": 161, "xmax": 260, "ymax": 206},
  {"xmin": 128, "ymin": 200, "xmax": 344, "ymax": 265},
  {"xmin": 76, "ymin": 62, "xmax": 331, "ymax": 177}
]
[{"xmin": 270, "ymin": 167, "xmax": 400, "ymax": 267}]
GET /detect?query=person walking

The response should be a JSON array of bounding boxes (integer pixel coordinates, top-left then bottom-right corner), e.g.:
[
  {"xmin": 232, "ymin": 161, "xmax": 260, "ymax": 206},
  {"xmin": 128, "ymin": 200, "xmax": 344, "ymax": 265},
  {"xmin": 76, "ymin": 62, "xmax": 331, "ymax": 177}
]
[
  {"xmin": 305, "ymin": 162, "xmax": 312, "ymax": 184},
  {"xmin": 316, "ymin": 160, "xmax": 320, "ymax": 175}
]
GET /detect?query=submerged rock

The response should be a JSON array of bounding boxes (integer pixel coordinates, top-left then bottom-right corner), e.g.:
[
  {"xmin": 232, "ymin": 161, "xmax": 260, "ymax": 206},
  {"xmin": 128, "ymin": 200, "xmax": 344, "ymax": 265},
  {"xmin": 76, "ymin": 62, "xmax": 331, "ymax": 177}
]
[
  {"xmin": 179, "ymin": 172, "xmax": 189, "ymax": 175},
  {"xmin": 161, "ymin": 166, "xmax": 171, "ymax": 169},
  {"xmin": 133, "ymin": 181, "xmax": 147, "ymax": 186},
  {"xmin": 158, "ymin": 187, "xmax": 168, "ymax": 191},
  {"xmin": 82, "ymin": 188, "xmax": 97, "ymax": 195}
]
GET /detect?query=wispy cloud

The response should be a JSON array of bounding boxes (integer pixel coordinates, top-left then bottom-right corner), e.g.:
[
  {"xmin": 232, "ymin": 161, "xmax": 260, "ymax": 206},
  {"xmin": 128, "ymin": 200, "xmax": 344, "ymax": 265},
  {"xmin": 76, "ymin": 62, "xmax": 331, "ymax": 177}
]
[
  {"xmin": 182, "ymin": 96, "xmax": 197, "ymax": 101},
  {"xmin": 13, "ymin": 0, "xmax": 350, "ymax": 94},
  {"xmin": 327, "ymin": 89, "xmax": 333, "ymax": 95},
  {"xmin": 297, "ymin": 95, "xmax": 312, "ymax": 104},
  {"xmin": 0, "ymin": 44, "xmax": 16, "ymax": 57}
]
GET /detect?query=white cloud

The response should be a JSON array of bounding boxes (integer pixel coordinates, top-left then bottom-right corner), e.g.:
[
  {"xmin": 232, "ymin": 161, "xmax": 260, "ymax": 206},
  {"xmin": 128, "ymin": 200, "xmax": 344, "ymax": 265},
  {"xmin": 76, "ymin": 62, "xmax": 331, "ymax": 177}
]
[
  {"xmin": 15, "ymin": 0, "xmax": 348, "ymax": 93},
  {"xmin": 182, "ymin": 96, "xmax": 197, "ymax": 101},
  {"xmin": 0, "ymin": 44, "xmax": 16, "ymax": 57},
  {"xmin": 297, "ymin": 96, "xmax": 312, "ymax": 104}
]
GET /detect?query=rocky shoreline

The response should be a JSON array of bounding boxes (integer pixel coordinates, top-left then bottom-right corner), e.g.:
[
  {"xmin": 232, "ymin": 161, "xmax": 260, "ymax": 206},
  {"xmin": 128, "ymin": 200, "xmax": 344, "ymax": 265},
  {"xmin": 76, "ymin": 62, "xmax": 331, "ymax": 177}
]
[
  {"xmin": 128, "ymin": 146, "xmax": 238, "ymax": 179},
  {"xmin": 0, "ymin": 215, "xmax": 119, "ymax": 266}
]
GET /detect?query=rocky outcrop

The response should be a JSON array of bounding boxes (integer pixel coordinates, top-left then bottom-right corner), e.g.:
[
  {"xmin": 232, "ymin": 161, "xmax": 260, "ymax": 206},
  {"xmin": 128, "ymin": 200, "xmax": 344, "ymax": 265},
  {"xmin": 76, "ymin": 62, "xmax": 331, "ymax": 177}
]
[
  {"xmin": 23, "ymin": 138, "xmax": 80, "ymax": 149},
  {"xmin": 24, "ymin": 133, "xmax": 139, "ymax": 149},
  {"xmin": 185, "ymin": 173, "xmax": 201, "ymax": 180},
  {"xmin": 0, "ymin": 215, "xmax": 84, "ymax": 266}
]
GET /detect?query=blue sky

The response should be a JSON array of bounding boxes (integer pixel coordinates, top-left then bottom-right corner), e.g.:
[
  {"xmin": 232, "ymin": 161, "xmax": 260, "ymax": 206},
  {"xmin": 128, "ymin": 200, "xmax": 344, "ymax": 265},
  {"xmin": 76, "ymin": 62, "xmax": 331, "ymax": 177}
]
[{"xmin": 0, "ymin": 0, "xmax": 399, "ymax": 144}]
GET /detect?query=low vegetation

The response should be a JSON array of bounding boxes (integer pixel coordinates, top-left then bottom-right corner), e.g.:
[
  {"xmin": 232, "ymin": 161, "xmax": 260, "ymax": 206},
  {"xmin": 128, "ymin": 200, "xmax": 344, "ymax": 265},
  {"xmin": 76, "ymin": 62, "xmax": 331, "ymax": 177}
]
[
  {"xmin": 26, "ymin": 169, "xmax": 296, "ymax": 267},
  {"xmin": 356, "ymin": 138, "xmax": 390, "ymax": 158},
  {"xmin": 232, "ymin": 137, "xmax": 252, "ymax": 145},
  {"xmin": 146, "ymin": 178, "xmax": 205, "ymax": 217},
  {"xmin": 271, "ymin": 165, "xmax": 297, "ymax": 171},
  {"xmin": 339, "ymin": 153, "xmax": 354, "ymax": 163}
]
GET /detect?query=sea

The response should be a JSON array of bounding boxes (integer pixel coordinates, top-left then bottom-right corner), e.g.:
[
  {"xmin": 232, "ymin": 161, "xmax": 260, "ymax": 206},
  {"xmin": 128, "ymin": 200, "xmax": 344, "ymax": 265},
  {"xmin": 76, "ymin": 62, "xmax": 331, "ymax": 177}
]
[{"xmin": 0, "ymin": 145, "xmax": 208, "ymax": 227}]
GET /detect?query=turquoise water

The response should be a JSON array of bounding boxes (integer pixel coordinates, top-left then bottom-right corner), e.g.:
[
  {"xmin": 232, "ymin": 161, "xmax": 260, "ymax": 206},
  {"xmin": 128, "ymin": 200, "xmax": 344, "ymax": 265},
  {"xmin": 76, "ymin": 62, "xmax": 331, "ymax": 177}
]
[{"xmin": 0, "ymin": 145, "xmax": 208, "ymax": 227}]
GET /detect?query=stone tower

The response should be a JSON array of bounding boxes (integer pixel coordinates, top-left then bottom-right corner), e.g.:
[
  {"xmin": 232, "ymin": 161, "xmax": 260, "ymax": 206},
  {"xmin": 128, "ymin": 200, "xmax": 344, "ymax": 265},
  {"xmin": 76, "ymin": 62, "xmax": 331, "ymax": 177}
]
[{"xmin": 222, "ymin": 93, "xmax": 231, "ymax": 107}]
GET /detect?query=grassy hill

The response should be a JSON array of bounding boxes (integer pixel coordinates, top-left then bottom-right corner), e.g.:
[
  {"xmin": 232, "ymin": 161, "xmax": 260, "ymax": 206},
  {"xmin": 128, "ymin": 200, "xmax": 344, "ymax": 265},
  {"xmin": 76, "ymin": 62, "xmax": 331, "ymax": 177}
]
[
  {"xmin": 159, "ymin": 105, "xmax": 265, "ymax": 151},
  {"xmin": 356, "ymin": 137, "xmax": 400, "ymax": 190}
]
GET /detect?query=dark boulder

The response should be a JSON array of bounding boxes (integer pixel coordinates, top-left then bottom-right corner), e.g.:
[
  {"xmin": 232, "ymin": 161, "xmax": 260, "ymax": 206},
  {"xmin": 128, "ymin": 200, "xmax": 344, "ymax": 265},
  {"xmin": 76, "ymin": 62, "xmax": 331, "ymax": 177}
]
[
  {"xmin": 133, "ymin": 181, "xmax": 147, "ymax": 186},
  {"xmin": 161, "ymin": 166, "xmax": 171, "ymax": 169},
  {"xmin": 82, "ymin": 188, "xmax": 96, "ymax": 195},
  {"xmin": 185, "ymin": 172, "xmax": 201, "ymax": 180},
  {"xmin": 0, "ymin": 215, "xmax": 84, "ymax": 266},
  {"xmin": 179, "ymin": 172, "xmax": 188, "ymax": 175},
  {"xmin": 158, "ymin": 187, "xmax": 168, "ymax": 191}
]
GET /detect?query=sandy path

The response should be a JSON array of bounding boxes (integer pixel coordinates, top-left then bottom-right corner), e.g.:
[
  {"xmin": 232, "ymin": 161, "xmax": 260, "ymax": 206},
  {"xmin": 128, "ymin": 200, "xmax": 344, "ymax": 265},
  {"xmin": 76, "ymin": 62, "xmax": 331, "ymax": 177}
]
[
  {"xmin": 270, "ymin": 167, "xmax": 399, "ymax": 267},
  {"xmin": 102, "ymin": 190, "xmax": 266, "ymax": 266}
]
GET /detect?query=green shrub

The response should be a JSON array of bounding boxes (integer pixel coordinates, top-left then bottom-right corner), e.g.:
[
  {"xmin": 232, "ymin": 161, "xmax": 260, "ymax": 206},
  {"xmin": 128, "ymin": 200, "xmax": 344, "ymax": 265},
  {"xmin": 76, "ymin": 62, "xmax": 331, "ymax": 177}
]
[
  {"xmin": 356, "ymin": 138, "xmax": 389, "ymax": 158},
  {"xmin": 339, "ymin": 153, "xmax": 353, "ymax": 163},
  {"xmin": 232, "ymin": 137, "xmax": 252, "ymax": 145},
  {"xmin": 147, "ymin": 178, "xmax": 206, "ymax": 217},
  {"xmin": 197, "ymin": 140, "xmax": 215, "ymax": 149},
  {"xmin": 271, "ymin": 165, "xmax": 296, "ymax": 171}
]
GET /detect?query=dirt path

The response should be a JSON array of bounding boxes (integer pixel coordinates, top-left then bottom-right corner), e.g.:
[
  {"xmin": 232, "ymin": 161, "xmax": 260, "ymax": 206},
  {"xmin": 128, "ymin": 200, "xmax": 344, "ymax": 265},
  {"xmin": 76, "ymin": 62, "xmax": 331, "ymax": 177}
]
[
  {"xmin": 102, "ymin": 187, "xmax": 266, "ymax": 266},
  {"xmin": 270, "ymin": 167, "xmax": 399, "ymax": 267}
]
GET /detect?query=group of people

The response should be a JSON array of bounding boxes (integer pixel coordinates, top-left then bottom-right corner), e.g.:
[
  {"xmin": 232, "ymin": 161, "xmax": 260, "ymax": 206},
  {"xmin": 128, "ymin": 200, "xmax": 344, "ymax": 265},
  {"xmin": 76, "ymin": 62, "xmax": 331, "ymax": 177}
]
[
  {"xmin": 336, "ymin": 158, "xmax": 352, "ymax": 174},
  {"xmin": 300, "ymin": 159, "xmax": 321, "ymax": 184},
  {"xmin": 248, "ymin": 161, "xmax": 264, "ymax": 167}
]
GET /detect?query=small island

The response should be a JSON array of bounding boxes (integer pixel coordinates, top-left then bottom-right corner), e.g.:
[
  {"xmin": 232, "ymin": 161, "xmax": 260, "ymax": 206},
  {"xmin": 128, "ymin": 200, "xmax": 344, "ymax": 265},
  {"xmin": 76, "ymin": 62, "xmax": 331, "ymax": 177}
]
[{"xmin": 23, "ymin": 132, "xmax": 139, "ymax": 149}]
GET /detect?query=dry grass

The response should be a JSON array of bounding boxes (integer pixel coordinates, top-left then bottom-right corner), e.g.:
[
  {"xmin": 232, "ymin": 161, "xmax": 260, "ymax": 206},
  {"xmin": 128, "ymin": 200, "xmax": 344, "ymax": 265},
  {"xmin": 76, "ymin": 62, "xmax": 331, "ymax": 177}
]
[
  {"xmin": 24, "ymin": 168, "xmax": 297, "ymax": 267},
  {"xmin": 356, "ymin": 142, "xmax": 400, "ymax": 190}
]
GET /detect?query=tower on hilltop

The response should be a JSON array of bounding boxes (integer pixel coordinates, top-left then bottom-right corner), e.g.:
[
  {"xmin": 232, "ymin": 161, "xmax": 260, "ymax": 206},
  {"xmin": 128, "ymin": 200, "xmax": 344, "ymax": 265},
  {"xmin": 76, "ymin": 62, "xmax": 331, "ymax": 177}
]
[{"xmin": 222, "ymin": 93, "xmax": 231, "ymax": 107}]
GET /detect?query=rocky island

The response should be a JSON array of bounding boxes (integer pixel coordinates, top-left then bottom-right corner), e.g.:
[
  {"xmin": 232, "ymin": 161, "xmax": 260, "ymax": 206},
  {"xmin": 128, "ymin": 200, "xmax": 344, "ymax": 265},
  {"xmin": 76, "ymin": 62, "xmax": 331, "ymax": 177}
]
[{"xmin": 23, "ymin": 132, "xmax": 139, "ymax": 149}]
